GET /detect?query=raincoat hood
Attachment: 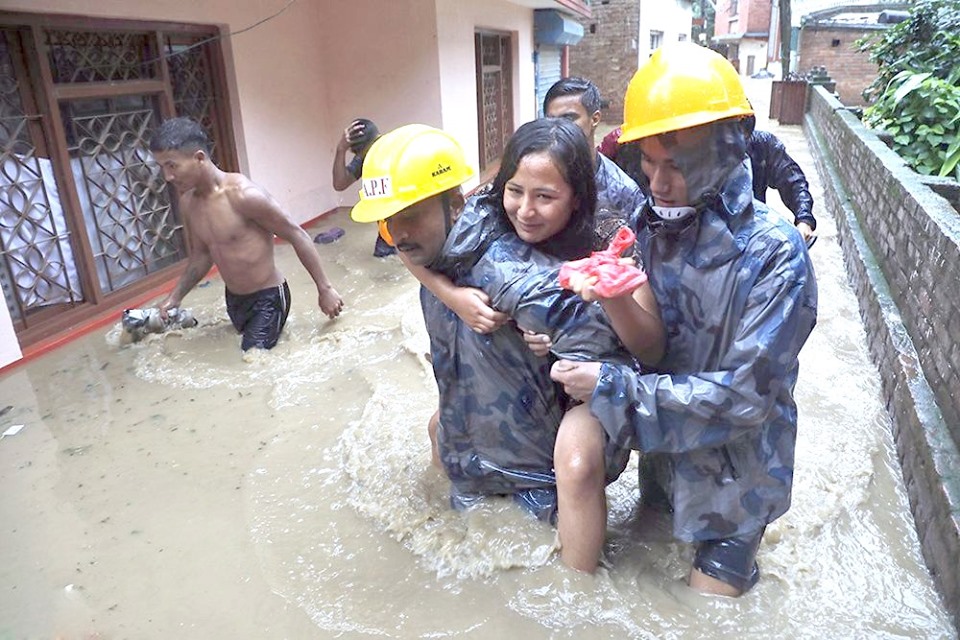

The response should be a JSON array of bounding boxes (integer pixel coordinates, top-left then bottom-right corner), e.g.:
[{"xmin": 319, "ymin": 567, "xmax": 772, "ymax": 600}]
[{"xmin": 642, "ymin": 161, "xmax": 755, "ymax": 270}]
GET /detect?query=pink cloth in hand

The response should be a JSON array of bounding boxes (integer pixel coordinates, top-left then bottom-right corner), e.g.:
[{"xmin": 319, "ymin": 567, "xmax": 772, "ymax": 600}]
[{"xmin": 558, "ymin": 227, "xmax": 647, "ymax": 298}]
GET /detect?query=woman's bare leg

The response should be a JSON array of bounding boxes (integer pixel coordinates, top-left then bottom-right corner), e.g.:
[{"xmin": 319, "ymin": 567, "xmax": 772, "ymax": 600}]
[{"xmin": 554, "ymin": 403, "xmax": 607, "ymax": 572}]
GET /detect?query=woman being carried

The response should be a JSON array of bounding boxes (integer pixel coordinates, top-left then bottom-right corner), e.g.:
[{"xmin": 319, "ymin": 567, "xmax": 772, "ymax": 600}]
[{"xmin": 401, "ymin": 117, "xmax": 664, "ymax": 572}]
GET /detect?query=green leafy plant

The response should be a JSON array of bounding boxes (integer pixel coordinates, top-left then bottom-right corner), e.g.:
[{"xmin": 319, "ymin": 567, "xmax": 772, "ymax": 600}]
[{"xmin": 857, "ymin": 0, "xmax": 960, "ymax": 180}]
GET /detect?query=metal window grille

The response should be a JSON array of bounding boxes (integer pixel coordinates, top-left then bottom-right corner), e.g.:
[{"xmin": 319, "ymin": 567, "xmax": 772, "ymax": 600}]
[{"xmin": 0, "ymin": 18, "xmax": 234, "ymax": 344}]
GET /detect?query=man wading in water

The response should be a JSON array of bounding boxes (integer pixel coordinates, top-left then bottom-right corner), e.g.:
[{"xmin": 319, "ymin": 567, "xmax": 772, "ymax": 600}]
[{"xmin": 150, "ymin": 117, "xmax": 343, "ymax": 351}]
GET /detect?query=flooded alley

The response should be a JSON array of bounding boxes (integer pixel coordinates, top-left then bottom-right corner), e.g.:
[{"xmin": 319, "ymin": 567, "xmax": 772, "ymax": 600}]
[{"xmin": 1, "ymin": 77, "xmax": 958, "ymax": 639}]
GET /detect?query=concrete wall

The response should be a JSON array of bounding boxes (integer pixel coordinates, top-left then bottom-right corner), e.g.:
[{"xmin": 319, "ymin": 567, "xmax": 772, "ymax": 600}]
[
  {"xmin": 737, "ymin": 38, "xmax": 769, "ymax": 76},
  {"xmin": 319, "ymin": 0, "xmax": 444, "ymax": 206},
  {"xmin": 805, "ymin": 85, "xmax": 960, "ymax": 628},
  {"xmin": 798, "ymin": 25, "xmax": 879, "ymax": 106}
]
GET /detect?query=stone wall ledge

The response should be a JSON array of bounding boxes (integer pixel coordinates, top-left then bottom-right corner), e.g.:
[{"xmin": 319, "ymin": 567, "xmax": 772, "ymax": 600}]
[{"xmin": 805, "ymin": 84, "xmax": 960, "ymax": 631}]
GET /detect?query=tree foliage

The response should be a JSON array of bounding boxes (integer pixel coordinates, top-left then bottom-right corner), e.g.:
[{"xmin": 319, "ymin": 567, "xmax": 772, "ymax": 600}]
[
  {"xmin": 692, "ymin": 0, "xmax": 715, "ymax": 46},
  {"xmin": 857, "ymin": 0, "xmax": 960, "ymax": 179}
]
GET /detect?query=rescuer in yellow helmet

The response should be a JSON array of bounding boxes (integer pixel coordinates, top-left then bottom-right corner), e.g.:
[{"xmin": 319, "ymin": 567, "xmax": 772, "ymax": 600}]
[
  {"xmin": 550, "ymin": 43, "xmax": 819, "ymax": 596},
  {"xmin": 351, "ymin": 121, "xmax": 642, "ymax": 569}
]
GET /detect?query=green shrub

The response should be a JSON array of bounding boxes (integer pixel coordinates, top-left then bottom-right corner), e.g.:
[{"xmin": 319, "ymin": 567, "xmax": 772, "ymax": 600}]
[{"xmin": 857, "ymin": 0, "xmax": 960, "ymax": 179}]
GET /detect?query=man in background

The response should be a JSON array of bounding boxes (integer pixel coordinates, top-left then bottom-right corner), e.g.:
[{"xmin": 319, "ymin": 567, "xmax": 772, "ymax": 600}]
[{"xmin": 332, "ymin": 118, "xmax": 396, "ymax": 257}]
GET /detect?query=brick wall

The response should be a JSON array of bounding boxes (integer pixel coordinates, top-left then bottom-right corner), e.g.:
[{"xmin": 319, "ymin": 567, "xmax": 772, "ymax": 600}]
[
  {"xmin": 568, "ymin": 0, "xmax": 638, "ymax": 122},
  {"xmin": 715, "ymin": 0, "xmax": 772, "ymax": 37},
  {"xmin": 799, "ymin": 26, "xmax": 881, "ymax": 106},
  {"xmin": 715, "ymin": 0, "xmax": 735, "ymax": 36},
  {"xmin": 805, "ymin": 85, "xmax": 960, "ymax": 629},
  {"xmin": 742, "ymin": 0, "xmax": 772, "ymax": 33}
]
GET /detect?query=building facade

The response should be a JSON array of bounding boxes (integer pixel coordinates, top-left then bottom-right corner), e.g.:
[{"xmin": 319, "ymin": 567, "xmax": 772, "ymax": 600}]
[
  {"xmin": 568, "ymin": 0, "xmax": 693, "ymax": 122},
  {"xmin": 713, "ymin": 0, "xmax": 775, "ymax": 76},
  {"xmin": 0, "ymin": 0, "xmax": 590, "ymax": 368}
]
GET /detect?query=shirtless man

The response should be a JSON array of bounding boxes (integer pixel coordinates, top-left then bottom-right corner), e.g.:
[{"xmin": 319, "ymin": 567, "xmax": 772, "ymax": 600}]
[{"xmin": 150, "ymin": 117, "xmax": 343, "ymax": 351}]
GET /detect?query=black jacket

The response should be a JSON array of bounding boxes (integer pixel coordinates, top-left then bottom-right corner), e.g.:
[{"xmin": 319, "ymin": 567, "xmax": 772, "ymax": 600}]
[{"xmin": 747, "ymin": 130, "xmax": 816, "ymax": 229}]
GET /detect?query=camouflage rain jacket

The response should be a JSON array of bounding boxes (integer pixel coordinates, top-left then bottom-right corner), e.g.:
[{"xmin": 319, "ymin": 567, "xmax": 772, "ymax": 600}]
[
  {"xmin": 422, "ymin": 198, "xmax": 635, "ymax": 504},
  {"xmin": 590, "ymin": 163, "xmax": 818, "ymax": 542},
  {"xmin": 596, "ymin": 152, "xmax": 645, "ymax": 218}
]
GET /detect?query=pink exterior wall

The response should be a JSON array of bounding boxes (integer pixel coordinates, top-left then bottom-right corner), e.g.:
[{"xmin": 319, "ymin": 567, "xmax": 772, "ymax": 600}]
[
  {"xmin": 0, "ymin": 0, "xmax": 340, "ymax": 367},
  {"xmin": 0, "ymin": 0, "xmax": 458, "ymax": 212},
  {"xmin": 436, "ymin": 0, "xmax": 536, "ymax": 187},
  {"xmin": 1, "ymin": 0, "xmax": 336, "ymax": 224},
  {"xmin": 0, "ymin": 0, "xmax": 547, "ymax": 364},
  {"xmin": 0, "ymin": 304, "xmax": 22, "ymax": 368},
  {"xmin": 317, "ymin": 0, "xmax": 444, "ymax": 207}
]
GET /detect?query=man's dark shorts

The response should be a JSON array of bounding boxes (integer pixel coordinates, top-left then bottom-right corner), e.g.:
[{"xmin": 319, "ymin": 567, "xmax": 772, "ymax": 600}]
[
  {"xmin": 693, "ymin": 526, "xmax": 766, "ymax": 593},
  {"xmin": 225, "ymin": 281, "xmax": 291, "ymax": 351}
]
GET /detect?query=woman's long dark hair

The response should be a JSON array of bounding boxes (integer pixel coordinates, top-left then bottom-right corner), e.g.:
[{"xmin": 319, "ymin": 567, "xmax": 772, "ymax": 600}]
[{"xmin": 484, "ymin": 117, "xmax": 597, "ymax": 260}]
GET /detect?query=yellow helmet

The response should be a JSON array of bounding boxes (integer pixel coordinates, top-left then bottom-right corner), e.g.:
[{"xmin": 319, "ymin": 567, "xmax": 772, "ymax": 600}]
[
  {"xmin": 619, "ymin": 43, "xmax": 753, "ymax": 144},
  {"xmin": 350, "ymin": 124, "xmax": 475, "ymax": 224}
]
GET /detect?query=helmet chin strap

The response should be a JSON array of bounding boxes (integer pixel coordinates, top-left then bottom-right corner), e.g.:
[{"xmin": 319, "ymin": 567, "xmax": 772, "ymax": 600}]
[
  {"xmin": 643, "ymin": 199, "xmax": 707, "ymax": 237},
  {"xmin": 650, "ymin": 204, "xmax": 697, "ymax": 222},
  {"xmin": 440, "ymin": 190, "xmax": 454, "ymax": 237}
]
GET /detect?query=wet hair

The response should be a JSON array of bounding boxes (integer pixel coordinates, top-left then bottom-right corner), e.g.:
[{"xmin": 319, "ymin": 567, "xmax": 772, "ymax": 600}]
[
  {"xmin": 349, "ymin": 118, "xmax": 380, "ymax": 153},
  {"xmin": 543, "ymin": 77, "xmax": 602, "ymax": 117},
  {"xmin": 149, "ymin": 117, "xmax": 211, "ymax": 155},
  {"xmin": 485, "ymin": 117, "xmax": 596, "ymax": 260}
]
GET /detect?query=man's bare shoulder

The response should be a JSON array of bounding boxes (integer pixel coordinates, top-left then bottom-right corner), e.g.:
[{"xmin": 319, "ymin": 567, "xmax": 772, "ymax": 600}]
[
  {"xmin": 222, "ymin": 172, "xmax": 264, "ymax": 198},
  {"xmin": 221, "ymin": 173, "xmax": 276, "ymax": 215}
]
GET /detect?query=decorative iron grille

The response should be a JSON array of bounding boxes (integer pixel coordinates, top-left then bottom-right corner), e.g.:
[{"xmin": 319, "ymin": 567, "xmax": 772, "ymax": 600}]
[
  {"xmin": 476, "ymin": 32, "xmax": 513, "ymax": 170},
  {"xmin": 167, "ymin": 39, "xmax": 219, "ymax": 161},
  {"xmin": 0, "ymin": 17, "xmax": 232, "ymax": 343},
  {"xmin": 45, "ymin": 29, "xmax": 154, "ymax": 83},
  {"xmin": 62, "ymin": 96, "xmax": 185, "ymax": 293},
  {"xmin": 0, "ymin": 30, "xmax": 83, "ymax": 322}
]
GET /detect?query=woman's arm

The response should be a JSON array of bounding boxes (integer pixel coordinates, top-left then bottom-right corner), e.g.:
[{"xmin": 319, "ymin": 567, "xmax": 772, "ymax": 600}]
[{"xmin": 398, "ymin": 251, "xmax": 508, "ymax": 334}]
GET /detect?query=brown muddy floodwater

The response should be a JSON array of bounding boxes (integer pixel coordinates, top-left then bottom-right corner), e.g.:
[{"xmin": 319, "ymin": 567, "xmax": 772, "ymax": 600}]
[{"xmin": 2, "ymin": 129, "xmax": 958, "ymax": 638}]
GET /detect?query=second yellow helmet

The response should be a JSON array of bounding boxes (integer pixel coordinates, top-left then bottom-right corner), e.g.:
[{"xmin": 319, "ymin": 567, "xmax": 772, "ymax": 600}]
[
  {"xmin": 350, "ymin": 124, "xmax": 475, "ymax": 224},
  {"xmin": 619, "ymin": 42, "xmax": 753, "ymax": 144}
]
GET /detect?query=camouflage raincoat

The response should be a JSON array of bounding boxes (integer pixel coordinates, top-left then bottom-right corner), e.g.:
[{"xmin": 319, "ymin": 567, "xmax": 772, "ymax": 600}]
[
  {"xmin": 596, "ymin": 152, "xmax": 645, "ymax": 218},
  {"xmin": 422, "ymin": 198, "xmax": 635, "ymax": 508},
  {"xmin": 589, "ymin": 163, "xmax": 818, "ymax": 542}
]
